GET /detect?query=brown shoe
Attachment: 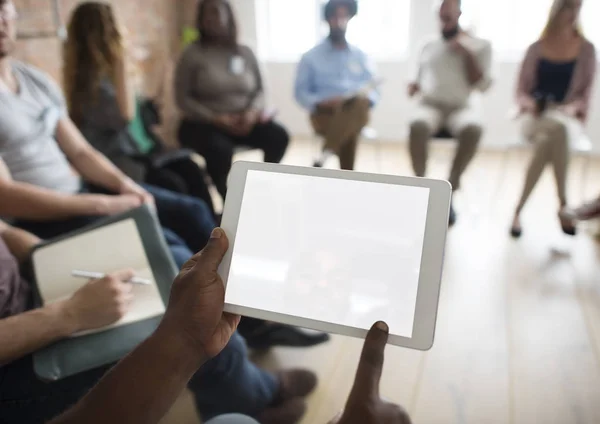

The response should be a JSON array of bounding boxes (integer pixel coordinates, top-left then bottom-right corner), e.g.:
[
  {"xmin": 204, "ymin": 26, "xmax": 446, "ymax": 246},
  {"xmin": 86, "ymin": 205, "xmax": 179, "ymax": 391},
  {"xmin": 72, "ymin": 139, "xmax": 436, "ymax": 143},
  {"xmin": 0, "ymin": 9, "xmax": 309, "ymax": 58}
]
[
  {"xmin": 275, "ymin": 369, "xmax": 318, "ymax": 402},
  {"xmin": 257, "ymin": 397, "xmax": 307, "ymax": 424}
]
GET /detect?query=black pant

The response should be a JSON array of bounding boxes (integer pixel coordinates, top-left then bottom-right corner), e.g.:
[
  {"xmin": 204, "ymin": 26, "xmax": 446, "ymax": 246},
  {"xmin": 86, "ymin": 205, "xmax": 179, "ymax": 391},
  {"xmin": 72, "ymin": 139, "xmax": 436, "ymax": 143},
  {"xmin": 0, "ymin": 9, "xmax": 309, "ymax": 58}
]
[
  {"xmin": 144, "ymin": 157, "xmax": 216, "ymax": 217},
  {"xmin": 178, "ymin": 120, "xmax": 290, "ymax": 199}
]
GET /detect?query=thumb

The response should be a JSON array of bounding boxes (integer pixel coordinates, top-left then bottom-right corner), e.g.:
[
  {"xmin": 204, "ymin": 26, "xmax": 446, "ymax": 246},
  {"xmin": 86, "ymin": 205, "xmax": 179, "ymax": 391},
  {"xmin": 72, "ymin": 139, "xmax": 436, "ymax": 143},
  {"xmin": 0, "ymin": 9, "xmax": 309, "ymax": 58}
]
[
  {"xmin": 347, "ymin": 321, "xmax": 389, "ymax": 403},
  {"xmin": 196, "ymin": 228, "xmax": 230, "ymax": 271}
]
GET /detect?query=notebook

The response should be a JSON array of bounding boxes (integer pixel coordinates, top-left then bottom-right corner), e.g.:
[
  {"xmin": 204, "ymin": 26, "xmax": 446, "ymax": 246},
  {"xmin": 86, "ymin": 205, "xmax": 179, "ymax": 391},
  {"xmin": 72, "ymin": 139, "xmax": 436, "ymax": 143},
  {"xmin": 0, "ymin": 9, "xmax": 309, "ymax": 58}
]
[
  {"xmin": 32, "ymin": 218, "xmax": 166, "ymax": 337},
  {"xmin": 32, "ymin": 206, "xmax": 177, "ymax": 380}
]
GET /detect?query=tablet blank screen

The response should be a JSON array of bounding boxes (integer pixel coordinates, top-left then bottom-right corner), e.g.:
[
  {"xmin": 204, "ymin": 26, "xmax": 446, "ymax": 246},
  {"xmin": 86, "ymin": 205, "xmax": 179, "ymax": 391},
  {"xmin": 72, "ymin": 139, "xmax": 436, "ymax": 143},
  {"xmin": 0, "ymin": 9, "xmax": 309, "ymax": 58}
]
[{"xmin": 225, "ymin": 170, "xmax": 430, "ymax": 338}]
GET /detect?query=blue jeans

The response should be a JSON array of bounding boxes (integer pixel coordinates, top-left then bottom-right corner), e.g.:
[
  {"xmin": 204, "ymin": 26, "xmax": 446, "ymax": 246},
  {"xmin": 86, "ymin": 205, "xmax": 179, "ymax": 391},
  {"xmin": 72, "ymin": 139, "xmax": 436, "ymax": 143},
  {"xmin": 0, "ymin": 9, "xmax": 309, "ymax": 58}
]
[
  {"xmin": 7, "ymin": 186, "xmax": 278, "ymax": 421},
  {"xmin": 0, "ymin": 333, "xmax": 277, "ymax": 423}
]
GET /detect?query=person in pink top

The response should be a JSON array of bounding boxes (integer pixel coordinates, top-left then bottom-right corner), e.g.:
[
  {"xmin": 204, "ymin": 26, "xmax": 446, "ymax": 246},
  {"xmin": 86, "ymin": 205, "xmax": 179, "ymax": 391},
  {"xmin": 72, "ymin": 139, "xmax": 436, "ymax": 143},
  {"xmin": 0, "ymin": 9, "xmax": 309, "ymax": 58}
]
[{"xmin": 510, "ymin": 0, "xmax": 596, "ymax": 238}]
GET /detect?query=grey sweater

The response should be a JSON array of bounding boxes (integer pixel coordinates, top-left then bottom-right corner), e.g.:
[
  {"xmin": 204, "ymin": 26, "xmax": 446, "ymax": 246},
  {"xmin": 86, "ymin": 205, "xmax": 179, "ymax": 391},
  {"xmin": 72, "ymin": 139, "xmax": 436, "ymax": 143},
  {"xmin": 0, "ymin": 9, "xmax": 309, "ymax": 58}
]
[{"xmin": 174, "ymin": 43, "xmax": 265, "ymax": 122}]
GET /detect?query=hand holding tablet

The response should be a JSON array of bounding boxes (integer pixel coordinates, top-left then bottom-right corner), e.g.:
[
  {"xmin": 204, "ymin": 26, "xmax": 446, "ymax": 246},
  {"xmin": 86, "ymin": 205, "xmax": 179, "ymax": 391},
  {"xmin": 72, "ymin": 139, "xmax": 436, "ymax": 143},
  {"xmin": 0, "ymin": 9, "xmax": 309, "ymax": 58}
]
[{"xmin": 219, "ymin": 162, "xmax": 451, "ymax": 350}]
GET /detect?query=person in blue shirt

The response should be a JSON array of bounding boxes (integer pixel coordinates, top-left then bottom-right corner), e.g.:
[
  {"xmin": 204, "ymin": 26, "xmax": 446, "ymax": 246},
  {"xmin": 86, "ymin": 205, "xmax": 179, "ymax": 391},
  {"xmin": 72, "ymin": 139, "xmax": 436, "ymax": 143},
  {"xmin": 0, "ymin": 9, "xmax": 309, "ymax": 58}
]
[{"xmin": 294, "ymin": 0, "xmax": 379, "ymax": 170}]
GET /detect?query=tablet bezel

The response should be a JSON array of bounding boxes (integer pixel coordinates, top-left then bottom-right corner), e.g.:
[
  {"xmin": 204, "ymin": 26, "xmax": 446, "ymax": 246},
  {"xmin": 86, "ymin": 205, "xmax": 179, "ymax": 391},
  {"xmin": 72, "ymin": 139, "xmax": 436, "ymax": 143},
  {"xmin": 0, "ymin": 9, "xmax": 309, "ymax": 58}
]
[{"xmin": 219, "ymin": 161, "xmax": 451, "ymax": 350}]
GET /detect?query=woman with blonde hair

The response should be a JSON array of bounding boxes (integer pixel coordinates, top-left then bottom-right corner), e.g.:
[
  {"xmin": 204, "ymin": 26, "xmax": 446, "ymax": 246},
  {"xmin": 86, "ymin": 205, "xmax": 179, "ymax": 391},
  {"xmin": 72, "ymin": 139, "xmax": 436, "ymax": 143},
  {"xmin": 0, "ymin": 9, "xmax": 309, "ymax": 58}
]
[
  {"xmin": 63, "ymin": 2, "xmax": 217, "ymax": 216},
  {"xmin": 510, "ymin": 0, "xmax": 596, "ymax": 238}
]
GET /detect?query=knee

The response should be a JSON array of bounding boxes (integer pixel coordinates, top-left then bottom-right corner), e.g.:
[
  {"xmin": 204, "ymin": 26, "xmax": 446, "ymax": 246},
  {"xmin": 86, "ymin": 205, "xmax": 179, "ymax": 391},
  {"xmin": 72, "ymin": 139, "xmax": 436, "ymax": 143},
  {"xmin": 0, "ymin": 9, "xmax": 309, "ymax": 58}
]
[
  {"xmin": 268, "ymin": 123, "xmax": 290, "ymax": 149},
  {"xmin": 457, "ymin": 124, "xmax": 483, "ymax": 146},
  {"xmin": 545, "ymin": 119, "xmax": 569, "ymax": 145},
  {"xmin": 409, "ymin": 120, "xmax": 431, "ymax": 141}
]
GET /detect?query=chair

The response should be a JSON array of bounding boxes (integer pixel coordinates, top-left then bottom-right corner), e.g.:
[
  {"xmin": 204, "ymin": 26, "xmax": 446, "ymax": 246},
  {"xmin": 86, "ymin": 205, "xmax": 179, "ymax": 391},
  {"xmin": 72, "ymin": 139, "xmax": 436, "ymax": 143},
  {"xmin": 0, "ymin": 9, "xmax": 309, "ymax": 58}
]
[
  {"xmin": 313, "ymin": 126, "xmax": 381, "ymax": 170},
  {"xmin": 499, "ymin": 133, "xmax": 593, "ymax": 200}
]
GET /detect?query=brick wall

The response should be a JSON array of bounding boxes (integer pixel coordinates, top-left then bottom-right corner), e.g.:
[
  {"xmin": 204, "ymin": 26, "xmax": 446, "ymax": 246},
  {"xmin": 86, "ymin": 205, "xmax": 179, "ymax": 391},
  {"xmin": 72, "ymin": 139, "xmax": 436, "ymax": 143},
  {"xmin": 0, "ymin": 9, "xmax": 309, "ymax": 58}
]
[{"xmin": 12, "ymin": 0, "xmax": 180, "ymax": 96}]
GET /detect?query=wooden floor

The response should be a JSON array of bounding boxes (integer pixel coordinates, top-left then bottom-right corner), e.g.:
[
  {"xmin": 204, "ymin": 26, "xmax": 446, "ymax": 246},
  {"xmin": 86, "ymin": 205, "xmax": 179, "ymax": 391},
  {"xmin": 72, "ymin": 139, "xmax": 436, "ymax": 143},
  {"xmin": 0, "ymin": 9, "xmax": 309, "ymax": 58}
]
[{"xmin": 162, "ymin": 139, "xmax": 600, "ymax": 424}]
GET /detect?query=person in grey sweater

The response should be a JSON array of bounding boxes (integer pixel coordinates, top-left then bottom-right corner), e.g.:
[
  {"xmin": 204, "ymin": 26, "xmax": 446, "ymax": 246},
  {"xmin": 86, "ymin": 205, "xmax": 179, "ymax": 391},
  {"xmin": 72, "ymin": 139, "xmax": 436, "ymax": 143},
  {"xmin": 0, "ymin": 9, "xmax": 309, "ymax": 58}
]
[{"xmin": 175, "ymin": 0, "xmax": 290, "ymax": 200}]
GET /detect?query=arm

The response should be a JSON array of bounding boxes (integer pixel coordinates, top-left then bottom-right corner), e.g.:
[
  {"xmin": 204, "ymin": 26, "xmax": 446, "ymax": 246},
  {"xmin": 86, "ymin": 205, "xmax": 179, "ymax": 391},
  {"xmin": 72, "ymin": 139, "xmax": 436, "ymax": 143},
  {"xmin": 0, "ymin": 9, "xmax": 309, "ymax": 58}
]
[
  {"xmin": 50, "ymin": 326, "xmax": 202, "ymax": 424},
  {"xmin": 362, "ymin": 53, "xmax": 380, "ymax": 106},
  {"xmin": 408, "ymin": 42, "xmax": 426, "ymax": 98},
  {"xmin": 113, "ymin": 55, "xmax": 136, "ymax": 123},
  {"xmin": 174, "ymin": 49, "xmax": 216, "ymax": 122},
  {"xmin": 245, "ymin": 47, "xmax": 266, "ymax": 112},
  {"xmin": 0, "ymin": 301, "xmax": 75, "ymax": 366},
  {"xmin": 516, "ymin": 43, "xmax": 538, "ymax": 109},
  {"xmin": 0, "ymin": 270, "xmax": 134, "ymax": 366},
  {"xmin": 0, "ymin": 156, "xmax": 106, "ymax": 220},
  {"xmin": 55, "ymin": 117, "xmax": 131, "ymax": 193},
  {"xmin": 470, "ymin": 42, "xmax": 493, "ymax": 91},
  {"xmin": 454, "ymin": 39, "xmax": 489, "ymax": 88},
  {"xmin": 50, "ymin": 229, "xmax": 239, "ymax": 424},
  {"xmin": 569, "ymin": 44, "xmax": 597, "ymax": 121},
  {"xmin": 0, "ymin": 220, "xmax": 40, "ymax": 263},
  {"xmin": 294, "ymin": 55, "xmax": 324, "ymax": 111}
]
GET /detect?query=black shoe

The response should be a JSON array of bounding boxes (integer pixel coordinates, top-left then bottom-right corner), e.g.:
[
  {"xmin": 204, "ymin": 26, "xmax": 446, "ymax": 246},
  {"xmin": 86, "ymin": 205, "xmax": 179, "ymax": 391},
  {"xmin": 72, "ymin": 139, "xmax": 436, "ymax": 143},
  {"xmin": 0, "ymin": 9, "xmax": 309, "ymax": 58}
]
[
  {"xmin": 244, "ymin": 324, "xmax": 330, "ymax": 350},
  {"xmin": 312, "ymin": 160, "xmax": 324, "ymax": 168},
  {"xmin": 448, "ymin": 204, "xmax": 457, "ymax": 227},
  {"xmin": 510, "ymin": 226, "xmax": 522, "ymax": 238}
]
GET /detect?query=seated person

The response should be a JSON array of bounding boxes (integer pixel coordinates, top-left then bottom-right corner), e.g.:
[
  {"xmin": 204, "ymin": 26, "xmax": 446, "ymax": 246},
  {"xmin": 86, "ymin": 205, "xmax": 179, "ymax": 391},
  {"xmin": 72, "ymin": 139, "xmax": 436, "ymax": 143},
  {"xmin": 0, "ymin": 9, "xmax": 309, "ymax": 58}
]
[
  {"xmin": 0, "ymin": 221, "xmax": 318, "ymax": 424},
  {"xmin": 510, "ymin": 0, "xmax": 596, "ymax": 238},
  {"xmin": 295, "ymin": 0, "xmax": 379, "ymax": 170},
  {"xmin": 50, "ymin": 228, "xmax": 412, "ymax": 424},
  {"xmin": 63, "ymin": 2, "xmax": 217, "ymax": 217},
  {"xmin": 175, "ymin": 0, "xmax": 290, "ymax": 201},
  {"xmin": 407, "ymin": 0, "xmax": 492, "ymax": 225},
  {"xmin": 0, "ymin": 0, "xmax": 324, "ymax": 390}
]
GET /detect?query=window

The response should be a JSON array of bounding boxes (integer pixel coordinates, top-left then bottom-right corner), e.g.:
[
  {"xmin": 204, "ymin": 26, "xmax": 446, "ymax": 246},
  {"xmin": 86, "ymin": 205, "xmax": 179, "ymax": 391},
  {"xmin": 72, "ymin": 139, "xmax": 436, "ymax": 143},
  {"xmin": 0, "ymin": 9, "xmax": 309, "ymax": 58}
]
[
  {"xmin": 461, "ymin": 0, "xmax": 600, "ymax": 58},
  {"xmin": 256, "ymin": 0, "xmax": 410, "ymax": 61}
]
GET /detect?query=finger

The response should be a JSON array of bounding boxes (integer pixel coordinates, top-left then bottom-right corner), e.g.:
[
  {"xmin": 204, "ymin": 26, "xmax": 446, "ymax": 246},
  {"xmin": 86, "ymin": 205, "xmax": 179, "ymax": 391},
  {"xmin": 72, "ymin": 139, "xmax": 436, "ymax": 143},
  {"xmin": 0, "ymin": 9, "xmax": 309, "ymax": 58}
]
[
  {"xmin": 223, "ymin": 312, "xmax": 241, "ymax": 332},
  {"xmin": 347, "ymin": 321, "xmax": 389, "ymax": 401},
  {"xmin": 195, "ymin": 228, "xmax": 229, "ymax": 271},
  {"xmin": 110, "ymin": 269, "xmax": 136, "ymax": 283}
]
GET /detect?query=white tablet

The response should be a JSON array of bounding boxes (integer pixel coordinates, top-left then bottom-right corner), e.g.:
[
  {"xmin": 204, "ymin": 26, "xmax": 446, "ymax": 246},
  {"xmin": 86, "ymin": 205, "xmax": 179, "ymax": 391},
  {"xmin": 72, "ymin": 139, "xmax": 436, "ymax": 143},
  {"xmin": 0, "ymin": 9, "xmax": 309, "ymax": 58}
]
[{"xmin": 219, "ymin": 162, "xmax": 451, "ymax": 350}]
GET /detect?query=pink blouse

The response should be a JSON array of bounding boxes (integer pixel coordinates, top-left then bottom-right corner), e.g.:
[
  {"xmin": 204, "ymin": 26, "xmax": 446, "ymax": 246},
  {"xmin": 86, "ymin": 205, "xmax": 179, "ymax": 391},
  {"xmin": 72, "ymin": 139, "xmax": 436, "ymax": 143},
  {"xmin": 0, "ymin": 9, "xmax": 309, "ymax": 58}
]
[{"xmin": 516, "ymin": 39, "xmax": 597, "ymax": 122}]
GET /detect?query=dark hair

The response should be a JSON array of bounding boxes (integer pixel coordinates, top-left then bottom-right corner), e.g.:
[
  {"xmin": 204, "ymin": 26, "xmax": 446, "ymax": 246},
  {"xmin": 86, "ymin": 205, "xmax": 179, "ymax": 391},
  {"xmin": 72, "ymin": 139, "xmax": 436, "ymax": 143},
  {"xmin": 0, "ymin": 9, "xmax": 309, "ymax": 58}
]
[
  {"xmin": 324, "ymin": 0, "xmax": 358, "ymax": 21},
  {"xmin": 196, "ymin": 0, "xmax": 238, "ymax": 48}
]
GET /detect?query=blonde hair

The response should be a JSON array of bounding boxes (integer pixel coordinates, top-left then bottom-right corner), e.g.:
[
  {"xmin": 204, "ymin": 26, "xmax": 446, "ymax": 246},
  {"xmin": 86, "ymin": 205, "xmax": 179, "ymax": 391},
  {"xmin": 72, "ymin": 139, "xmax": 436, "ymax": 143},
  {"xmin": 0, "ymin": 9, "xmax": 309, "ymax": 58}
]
[
  {"xmin": 541, "ymin": 0, "xmax": 583, "ymax": 38},
  {"xmin": 63, "ymin": 2, "xmax": 124, "ymax": 125}
]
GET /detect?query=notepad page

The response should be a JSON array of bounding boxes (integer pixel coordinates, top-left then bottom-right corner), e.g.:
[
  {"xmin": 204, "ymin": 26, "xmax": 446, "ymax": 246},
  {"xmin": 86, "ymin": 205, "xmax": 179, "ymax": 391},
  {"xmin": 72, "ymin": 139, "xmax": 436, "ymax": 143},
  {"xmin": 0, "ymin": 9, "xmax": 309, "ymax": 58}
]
[{"xmin": 32, "ymin": 219, "xmax": 166, "ymax": 337}]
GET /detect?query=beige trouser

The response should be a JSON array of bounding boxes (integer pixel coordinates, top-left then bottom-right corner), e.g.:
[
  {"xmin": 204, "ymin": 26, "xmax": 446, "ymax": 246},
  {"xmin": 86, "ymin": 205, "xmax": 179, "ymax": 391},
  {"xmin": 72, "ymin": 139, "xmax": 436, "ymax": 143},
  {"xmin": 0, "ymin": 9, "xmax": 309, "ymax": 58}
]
[
  {"xmin": 310, "ymin": 95, "xmax": 371, "ymax": 170},
  {"xmin": 516, "ymin": 110, "xmax": 582, "ymax": 211},
  {"xmin": 409, "ymin": 100, "xmax": 483, "ymax": 190}
]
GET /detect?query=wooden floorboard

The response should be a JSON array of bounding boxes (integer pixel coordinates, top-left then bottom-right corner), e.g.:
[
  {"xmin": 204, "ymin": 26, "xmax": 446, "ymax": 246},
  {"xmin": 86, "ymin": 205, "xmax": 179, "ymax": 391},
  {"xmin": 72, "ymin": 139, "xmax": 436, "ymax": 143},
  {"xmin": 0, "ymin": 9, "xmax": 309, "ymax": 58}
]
[{"xmin": 161, "ymin": 139, "xmax": 600, "ymax": 424}]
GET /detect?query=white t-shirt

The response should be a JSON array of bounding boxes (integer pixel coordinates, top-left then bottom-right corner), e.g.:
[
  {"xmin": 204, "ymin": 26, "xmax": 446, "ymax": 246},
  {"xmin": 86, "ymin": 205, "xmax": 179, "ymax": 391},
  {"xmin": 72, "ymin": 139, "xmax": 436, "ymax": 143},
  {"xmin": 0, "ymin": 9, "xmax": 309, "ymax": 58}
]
[
  {"xmin": 0, "ymin": 61, "xmax": 81, "ymax": 195},
  {"xmin": 415, "ymin": 34, "xmax": 493, "ymax": 107}
]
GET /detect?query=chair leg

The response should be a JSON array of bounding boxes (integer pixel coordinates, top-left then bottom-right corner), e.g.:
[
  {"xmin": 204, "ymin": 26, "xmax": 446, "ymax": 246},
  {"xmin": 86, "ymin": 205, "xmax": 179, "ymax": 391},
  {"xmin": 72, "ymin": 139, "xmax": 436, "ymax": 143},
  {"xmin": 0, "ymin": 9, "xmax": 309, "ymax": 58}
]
[
  {"xmin": 494, "ymin": 148, "xmax": 512, "ymax": 208},
  {"xmin": 581, "ymin": 154, "xmax": 591, "ymax": 202}
]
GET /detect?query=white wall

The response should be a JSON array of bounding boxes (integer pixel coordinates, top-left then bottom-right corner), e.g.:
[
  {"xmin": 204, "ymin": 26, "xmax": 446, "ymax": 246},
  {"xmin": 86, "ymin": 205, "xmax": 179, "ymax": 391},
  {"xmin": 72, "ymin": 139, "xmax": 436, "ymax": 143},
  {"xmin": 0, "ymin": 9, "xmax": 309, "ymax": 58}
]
[{"xmin": 231, "ymin": 0, "xmax": 600, "ymax": 152}]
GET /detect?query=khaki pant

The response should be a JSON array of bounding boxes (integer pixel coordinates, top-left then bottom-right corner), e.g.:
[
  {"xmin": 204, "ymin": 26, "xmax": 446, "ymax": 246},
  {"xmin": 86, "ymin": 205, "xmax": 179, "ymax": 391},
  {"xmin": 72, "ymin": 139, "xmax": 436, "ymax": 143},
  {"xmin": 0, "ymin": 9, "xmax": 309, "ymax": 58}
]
[
  {"xmin": 310, "ymin": 95, "xmax": 371, "ymax": 170},
  {"xmin": 408, "ymin": 99, "xmax": 483, "ymax": 190},
  {"xmin": 516, "ymin": 110, "xmax": 582, "ymax": 211}
]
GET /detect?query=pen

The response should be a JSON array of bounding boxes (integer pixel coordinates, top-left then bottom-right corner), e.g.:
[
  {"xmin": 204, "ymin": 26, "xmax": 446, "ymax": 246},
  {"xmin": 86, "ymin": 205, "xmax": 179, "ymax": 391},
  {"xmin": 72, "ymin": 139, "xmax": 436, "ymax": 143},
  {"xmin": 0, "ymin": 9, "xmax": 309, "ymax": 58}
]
[{"xmin": 71, "ymin": 270, "xmax": 152, "ymax": 286}]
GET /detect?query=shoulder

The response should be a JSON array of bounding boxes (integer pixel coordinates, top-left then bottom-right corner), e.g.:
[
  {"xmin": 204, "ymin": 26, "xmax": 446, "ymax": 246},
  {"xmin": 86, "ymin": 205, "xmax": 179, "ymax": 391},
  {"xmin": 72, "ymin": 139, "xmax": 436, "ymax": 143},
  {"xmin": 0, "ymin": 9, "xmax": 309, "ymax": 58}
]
[
  {"xmin": 178, "ymin": 43, "xmax": 205, "ymax": 64},
  {"xmin": 525, "ymin": 40, "xmax": 542, "ymax": 57},
  {"xmin": 301, "ymin": 41, "xmax": 327, "ymax": 62},
  {"xmin": 581, "ymin": 38, "xmax": 596, "ymax": 58},
  {"xmin": 238, "ymin": 44, "xmax": 258, "ymax": 59},
  {"xmin": 11, "ymin": 60, "xmax": 57, "ymax": 88},
  {"xmin": 347, "ymin": 43, "xmax": 370, "ymax": 60},
  {"xmin": 11, "ymin": 60, "xmax": 64, "ymax": 102},
  {"xmin": 416, "ymin": 35, "xmax": 442, "ymax": 54},
  {"xmin": 0, "ymin": 237, "xmax": 15, "ymax": 266}
]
